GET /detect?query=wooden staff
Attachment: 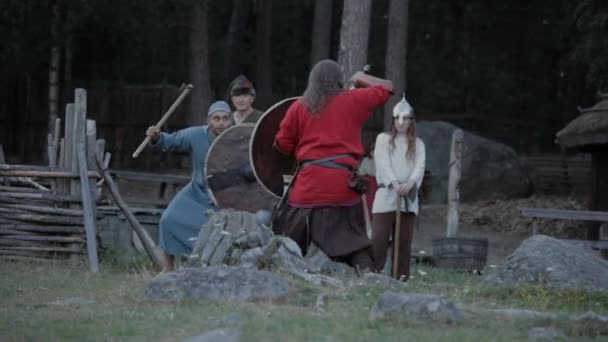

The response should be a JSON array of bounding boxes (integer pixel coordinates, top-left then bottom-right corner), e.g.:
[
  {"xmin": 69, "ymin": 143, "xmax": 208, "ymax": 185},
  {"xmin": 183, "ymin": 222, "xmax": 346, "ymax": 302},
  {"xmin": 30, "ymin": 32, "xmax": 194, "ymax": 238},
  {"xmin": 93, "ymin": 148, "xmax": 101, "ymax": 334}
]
[
  {"xmin": 96, "ymin": 152, "xmax": 162, "ymax": 267},
  {"xmin": 392, "ymin": 196, "xmax": 402, "ymax": 279},
  {"xmin": 132, "ymin": 84, "xmax": 193, "ymax": 158}
]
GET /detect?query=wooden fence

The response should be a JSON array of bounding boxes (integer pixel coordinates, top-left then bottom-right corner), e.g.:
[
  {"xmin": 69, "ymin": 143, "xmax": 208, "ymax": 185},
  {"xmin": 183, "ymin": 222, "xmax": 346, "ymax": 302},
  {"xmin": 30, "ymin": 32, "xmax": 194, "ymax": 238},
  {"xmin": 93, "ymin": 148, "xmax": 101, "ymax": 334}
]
[{"xmin": 522, "ymin": 154, "xmax": 591, "ymax": 195}]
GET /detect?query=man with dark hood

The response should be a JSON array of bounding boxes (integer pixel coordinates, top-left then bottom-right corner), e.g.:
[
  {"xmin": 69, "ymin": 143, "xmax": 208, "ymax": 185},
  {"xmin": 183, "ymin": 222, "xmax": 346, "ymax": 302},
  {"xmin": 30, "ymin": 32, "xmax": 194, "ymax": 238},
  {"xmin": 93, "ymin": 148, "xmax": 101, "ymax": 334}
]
[
  {"xmin": 146, "ymin": 100, "xmax": 233, "ymax": 273},
  {"xmin": 272, "ymin": 59, "xmax": 393, "ymax": 271},
  {"xmin": 227, "ymin": 75, "xmax": 264, "ymax": 124}
]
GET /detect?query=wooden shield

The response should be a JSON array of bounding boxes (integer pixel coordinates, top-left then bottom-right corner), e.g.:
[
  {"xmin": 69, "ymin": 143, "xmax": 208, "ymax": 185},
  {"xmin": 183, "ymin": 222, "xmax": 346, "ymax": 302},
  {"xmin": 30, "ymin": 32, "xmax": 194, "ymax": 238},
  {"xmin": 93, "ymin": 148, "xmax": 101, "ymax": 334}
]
[
  {"xmin": 205, "ymin": 124, "xmax": 277, "ymax": 212},
  {"xmin": 250, "ymin": 97, "xmax": 299, "ymax": 198}
]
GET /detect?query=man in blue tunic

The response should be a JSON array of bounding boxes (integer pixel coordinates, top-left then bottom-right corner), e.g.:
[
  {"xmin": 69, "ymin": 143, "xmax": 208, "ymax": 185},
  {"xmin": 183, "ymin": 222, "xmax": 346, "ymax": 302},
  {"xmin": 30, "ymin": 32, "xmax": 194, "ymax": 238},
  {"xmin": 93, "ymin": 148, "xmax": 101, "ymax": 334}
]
[{"xmin": 146, "ymin": 101, "xmax": 233, "ymax": 272}]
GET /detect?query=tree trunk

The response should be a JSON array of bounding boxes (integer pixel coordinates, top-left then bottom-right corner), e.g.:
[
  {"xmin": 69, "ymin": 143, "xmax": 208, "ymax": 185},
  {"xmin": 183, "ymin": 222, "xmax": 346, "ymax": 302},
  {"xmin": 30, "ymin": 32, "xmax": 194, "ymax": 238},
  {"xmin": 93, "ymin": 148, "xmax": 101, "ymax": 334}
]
[
  {"xmin": 222, "ymin": 0, "xmax": 251, "ymax": 98},
  {"xmin": 337, "ymin": 0, "xmax": 372, "ymax": 84},
  {"xmin": 383, "ymin": 0, "xmax": 410, "ymax": 131},
  {"xmin": 310, "ymin": 0, "xmax": 333, "ymax": 67},
  {"xmin": 188, "ymin": 0, "xmax": 212, "ymax": 125},
  {"xmin": 48, "ymin": 0, "xmax": 62, "ymax": 141},
  {"xmin": 255, "ymin": 0, "xmax": 273, "ymax": 109}
]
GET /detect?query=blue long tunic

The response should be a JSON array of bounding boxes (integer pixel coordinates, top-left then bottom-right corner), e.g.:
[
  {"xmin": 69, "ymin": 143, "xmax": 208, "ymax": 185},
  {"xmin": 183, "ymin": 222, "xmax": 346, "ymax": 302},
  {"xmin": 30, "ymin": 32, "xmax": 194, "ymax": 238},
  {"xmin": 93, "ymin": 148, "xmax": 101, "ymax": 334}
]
[{"xmin": 151, "ymin": 126, "xmax": 215, "ymax": 255}]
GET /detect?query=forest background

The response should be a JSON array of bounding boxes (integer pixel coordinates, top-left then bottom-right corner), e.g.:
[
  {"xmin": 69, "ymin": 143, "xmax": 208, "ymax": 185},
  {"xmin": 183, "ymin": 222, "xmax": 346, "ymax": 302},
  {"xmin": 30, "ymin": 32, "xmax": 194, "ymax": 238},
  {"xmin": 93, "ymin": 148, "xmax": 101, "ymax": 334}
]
[{"xmin": 1, "ymin": 0, "xmax": 606, "ymax": 167}]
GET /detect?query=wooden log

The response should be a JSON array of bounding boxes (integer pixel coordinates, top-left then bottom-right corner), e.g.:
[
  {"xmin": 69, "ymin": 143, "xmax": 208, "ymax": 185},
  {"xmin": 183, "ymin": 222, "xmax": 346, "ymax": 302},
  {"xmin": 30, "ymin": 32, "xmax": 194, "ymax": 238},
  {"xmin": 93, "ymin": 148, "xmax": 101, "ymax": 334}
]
[
  {"xmin": 0, "ymin": 192, "xmax": 82, "ymax": 203},
  {"xmin": 0, "ymin": 224, "xmax": 83, "ymax": 234},
  {"xmin": 63, "ymin": 103, "xmax": 75, "ymax": 195},
  {"xmin": 48, "ymin": 133, "xmax": 56, "ymax": 168},
  {"xmin": 0, "ymin": 255, "xmax": 58, "ymax": 263},
  {"xmin": 71, "ymin": 89, "xmax": 86, "ymax": 200},
  {"xmin": 1, "ymin": 246, "xmax": 83, "ymax": 253},
  {"xmin": 0, "ymin": 238, "xmax": 46, "ymax": 247},
  {"xmin": 0, "ymin": 204, "xmax": 84, "ymax": 216},
  {"xmin": 97, "ymin": 206, "xmax": 164, "ymax": 215},
  {"xmin": 0, "ymin": 228, "xmax": 41, "ymax": 235},
  {"xmin": 96, "ymin": 152, "xmax": 162, "ymax": 267},
  {"xmin": 0, "ymin": 250, "xmax": 67, "ymax": 257},
  {"xmin": 58, "ymin": 138, "xmax": 65, "ymax": 168},
  {"xmin": 58, "ymin": 137, "xmax": 66, "ymax": 194},
  {"xmin": 0, "ymin": 164, "xmax": 54, "ymax": 171},
  {"xmin": 0, "ymin": 170, "xmax": 98, "ymax": 178},
  {"xmin": 78, "ymin": 142, "xmax": 99, "ymax": 272},
  {"xmin": 446, "ymin": 129, "xmax": 463, "ymax": 238},
  {"xmin": 0, "ymin": 212, "xmax": 83, "ymax": 225},
  {"xmin": 53, "ymin": 118, "xmax": 62, "ymax": 161},
  {"xmin": 0, "ymin": 185, "xmax": 41, "ymax": 193},
  {"xmin": 2, "ymin": 235, "xmax": 85, "ymax": 243}
]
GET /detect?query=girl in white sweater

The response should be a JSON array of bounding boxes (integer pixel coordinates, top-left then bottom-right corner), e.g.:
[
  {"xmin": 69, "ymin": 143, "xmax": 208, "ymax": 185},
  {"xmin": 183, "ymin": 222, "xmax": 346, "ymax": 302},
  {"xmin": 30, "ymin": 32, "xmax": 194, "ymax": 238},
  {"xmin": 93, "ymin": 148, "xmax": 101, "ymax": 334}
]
[{"xmin": 371, "ymin": 96, "xmax": 425, "ymax": 280}]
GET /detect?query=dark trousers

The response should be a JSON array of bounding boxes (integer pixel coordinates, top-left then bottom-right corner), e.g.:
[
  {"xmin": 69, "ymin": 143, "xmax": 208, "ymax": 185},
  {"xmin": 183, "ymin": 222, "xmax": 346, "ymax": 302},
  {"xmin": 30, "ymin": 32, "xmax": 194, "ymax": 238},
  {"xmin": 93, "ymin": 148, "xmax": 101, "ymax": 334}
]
[
  {"xmin": 371, "ymin": 212, "xmax": 416, "ymax": 280},
  {"xmin": 273, "ymin": 204, "xmax": 374, "ymax": 271}
]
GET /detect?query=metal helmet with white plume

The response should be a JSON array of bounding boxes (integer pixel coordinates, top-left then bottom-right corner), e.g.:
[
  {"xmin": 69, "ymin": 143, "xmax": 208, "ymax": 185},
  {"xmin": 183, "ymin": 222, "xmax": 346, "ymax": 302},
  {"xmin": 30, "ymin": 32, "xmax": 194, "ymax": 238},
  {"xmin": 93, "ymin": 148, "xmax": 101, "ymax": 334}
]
[{"xmin": 392, "ymin": 94, "xmax": 414, "ymax": 126}]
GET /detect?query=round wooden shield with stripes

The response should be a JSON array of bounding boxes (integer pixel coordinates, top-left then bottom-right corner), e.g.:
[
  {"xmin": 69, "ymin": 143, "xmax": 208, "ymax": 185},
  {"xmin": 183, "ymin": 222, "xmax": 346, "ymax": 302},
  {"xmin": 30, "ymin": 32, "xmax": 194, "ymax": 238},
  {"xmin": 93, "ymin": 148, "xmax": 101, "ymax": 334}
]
[
  {"xmin": 204, "ymin": 124, "xmax": 277, "ymax": 212},
  {"xmin": 250, "ymin": 97, "xmax": 299, "ymax": 199}
]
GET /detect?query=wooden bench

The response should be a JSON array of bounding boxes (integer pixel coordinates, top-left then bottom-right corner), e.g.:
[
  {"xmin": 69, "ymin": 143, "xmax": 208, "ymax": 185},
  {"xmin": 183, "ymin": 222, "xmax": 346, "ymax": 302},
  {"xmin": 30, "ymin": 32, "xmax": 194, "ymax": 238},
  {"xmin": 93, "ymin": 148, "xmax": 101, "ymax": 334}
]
[{"xmin": 519, "ymin": 207, "xmax": 608, "ymax": 250}]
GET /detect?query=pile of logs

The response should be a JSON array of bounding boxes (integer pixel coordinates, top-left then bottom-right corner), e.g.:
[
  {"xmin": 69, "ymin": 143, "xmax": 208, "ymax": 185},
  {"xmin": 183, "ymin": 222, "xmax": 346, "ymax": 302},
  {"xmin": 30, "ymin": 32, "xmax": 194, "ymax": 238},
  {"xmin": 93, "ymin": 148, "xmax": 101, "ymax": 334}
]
[{"xmin": 0, "ymin": 89, "xmax": 107, "ymax": 271}]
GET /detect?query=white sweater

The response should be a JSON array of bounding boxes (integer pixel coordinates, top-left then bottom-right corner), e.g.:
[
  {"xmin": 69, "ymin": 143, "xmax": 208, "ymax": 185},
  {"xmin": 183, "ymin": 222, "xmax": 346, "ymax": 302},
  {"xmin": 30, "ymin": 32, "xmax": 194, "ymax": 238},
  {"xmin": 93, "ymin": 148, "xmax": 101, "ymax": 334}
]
[{"xmin": 372, "ymin": 133, "xmax": 426, "ymax": 215}]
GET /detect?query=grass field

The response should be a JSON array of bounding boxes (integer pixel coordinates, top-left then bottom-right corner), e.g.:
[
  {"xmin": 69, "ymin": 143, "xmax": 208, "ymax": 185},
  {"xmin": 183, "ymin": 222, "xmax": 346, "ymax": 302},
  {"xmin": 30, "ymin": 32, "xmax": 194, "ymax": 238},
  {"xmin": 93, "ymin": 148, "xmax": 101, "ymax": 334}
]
[{"xmin": 1, "ymin": 253, "xmax": 607, "ymax": 341}]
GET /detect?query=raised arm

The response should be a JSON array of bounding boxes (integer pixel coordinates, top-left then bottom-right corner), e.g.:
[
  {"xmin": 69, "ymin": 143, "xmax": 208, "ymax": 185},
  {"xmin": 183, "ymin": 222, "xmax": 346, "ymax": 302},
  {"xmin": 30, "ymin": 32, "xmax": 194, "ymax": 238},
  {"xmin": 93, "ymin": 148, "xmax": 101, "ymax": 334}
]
[{"xmin": 148, "ymin": 126, "xmax": 194, "ymax": 153}]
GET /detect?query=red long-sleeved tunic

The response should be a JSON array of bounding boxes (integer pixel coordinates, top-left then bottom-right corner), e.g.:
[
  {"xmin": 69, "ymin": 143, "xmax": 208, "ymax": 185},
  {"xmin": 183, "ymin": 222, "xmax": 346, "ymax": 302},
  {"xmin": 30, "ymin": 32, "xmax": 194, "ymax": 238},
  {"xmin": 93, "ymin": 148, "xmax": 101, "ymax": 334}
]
[{"xmin": 275, "ymin": 85, "xmax": 391, "ymax": 207}]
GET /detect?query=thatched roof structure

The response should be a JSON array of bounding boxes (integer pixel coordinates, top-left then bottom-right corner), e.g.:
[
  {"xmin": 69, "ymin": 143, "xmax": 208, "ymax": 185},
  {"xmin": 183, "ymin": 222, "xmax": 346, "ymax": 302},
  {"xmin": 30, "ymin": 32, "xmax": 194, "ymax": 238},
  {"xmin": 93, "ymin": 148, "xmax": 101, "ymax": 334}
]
[{"xmin": 556, "ymin": 98, "xmax": 608, "ymax": 149}]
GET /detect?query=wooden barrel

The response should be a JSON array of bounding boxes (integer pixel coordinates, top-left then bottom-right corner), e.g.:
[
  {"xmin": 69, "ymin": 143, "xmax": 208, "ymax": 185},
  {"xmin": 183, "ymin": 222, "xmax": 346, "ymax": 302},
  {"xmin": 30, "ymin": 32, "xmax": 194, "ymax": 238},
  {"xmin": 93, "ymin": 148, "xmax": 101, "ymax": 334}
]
[{"xmin": 431, "ymin": 237, "xmax": 488, "ymax": 271}]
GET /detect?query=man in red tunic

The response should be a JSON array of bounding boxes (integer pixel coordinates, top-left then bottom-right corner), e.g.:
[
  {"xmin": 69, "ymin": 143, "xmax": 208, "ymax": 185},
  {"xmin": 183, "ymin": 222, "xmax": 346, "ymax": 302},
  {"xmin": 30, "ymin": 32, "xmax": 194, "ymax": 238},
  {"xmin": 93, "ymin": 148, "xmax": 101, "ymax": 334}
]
[{"xmin": 273, "ymin": 59, "xmax": 393, "ymax": 271}]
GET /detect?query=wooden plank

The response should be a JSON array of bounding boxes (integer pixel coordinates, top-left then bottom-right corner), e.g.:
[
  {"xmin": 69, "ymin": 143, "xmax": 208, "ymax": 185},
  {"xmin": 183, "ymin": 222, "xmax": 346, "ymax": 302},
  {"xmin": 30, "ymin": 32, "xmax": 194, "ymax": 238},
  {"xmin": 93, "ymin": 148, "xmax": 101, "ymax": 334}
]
[
  {"xmin": 0, "ymin": 224, "xmax": 83, "ymax": 234},
  {"xmin": 0, "ymin": 164, "xmax": 56, "ymax": 171},
  {"xmin": 0, "ymin": 185, "xmax": 41, "ymax": 193},
  {"xmin": 97, "ymin": 206, "xmax": 164, "ymax": 215},
  {"xmin": 71, "ymin": 90, "xmax": 86, "ymax": 202},
  {"xmin": 0, "ymin": 192, "xmax": 81, "ymax": 203},
  {"xmin": 96, "ymin": 152, "xmax": 162, "ymax": 267},
  {"xmin": 0, "ymin": 170, "xmax": 99, "ymax": 178},
  {"xmin": 0, "ymin": 238, "xmax": 46, "ymax": 247},
  {"xmin": 1, "ymin": 246, "xmax": 82, "ymax": 253},
  {"xmin": 78, "ymin": 142, "xmax": 99, "ymax": 273},
  {"xmin": 0, "ymin": 212, "xmax": 83, "ymax": 225},
  {"xmin": 1, "ymin": 235, "xmax": 85, "ymax": 243},
  {"xmin": 447, "ymin": 129, "xmax": 463, "ymax": 237},
  {"xmin": 109, "ymin": 169, "xmax": 189, "ymax": 184},
  {"xmin": 63, "ymin": 103, "xmax": 75, "ymax": 194},
  {"xmin": 520, "ymin": 208, "xmax": 608, "ymax": 222},
  {"xmin": 0, "ymin": 204, "xmax": 83, "ymax": 216},
  {"xmin": 0, "ymin": 228, "xmax": 41, "ymax": 235},
  {"xmin": 0, "ymin": 250, "xmax": 68, "ymax": 257},
  {"xmin": 0, "ymin": 255, "xmax": 58, "ymax": 263}
]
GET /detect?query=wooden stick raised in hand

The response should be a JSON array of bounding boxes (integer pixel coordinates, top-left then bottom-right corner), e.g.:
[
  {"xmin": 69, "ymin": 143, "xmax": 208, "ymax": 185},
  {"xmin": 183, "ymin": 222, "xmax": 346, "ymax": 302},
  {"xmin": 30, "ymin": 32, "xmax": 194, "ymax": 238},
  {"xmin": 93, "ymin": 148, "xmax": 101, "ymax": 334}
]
[{"xmin": 132, "ymin": 84, "xmax": 193, "ymax": 158}]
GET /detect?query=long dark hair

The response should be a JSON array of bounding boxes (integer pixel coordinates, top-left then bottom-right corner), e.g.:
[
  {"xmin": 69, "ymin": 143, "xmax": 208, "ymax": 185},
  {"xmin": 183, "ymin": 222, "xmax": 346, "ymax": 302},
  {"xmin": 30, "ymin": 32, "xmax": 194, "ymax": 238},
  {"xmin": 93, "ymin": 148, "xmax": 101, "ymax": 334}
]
[
  {"xmin": 389, "ymin": 118, "xmax": 417, "ymax": 161},
  {"xmin": 302, "ymin": 59, "xmax": 343, "ymax": 115}
]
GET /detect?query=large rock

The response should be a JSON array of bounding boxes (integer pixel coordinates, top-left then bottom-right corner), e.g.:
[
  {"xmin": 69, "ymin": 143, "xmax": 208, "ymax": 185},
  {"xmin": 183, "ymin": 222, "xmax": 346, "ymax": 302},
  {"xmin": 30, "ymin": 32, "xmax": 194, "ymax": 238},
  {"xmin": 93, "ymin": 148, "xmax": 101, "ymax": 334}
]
[
  {"xmin": 479, "ymin": 235, "xmax": 608, "ymax": 292},
  {"xmin": 191, "ymin": 210, "xmax": 269, "ymax": 266},
  {"xmin": 417, "ymin": 121, "xmax": 532, "ymax": 203},
  {"xmin": 144, "ymin": 266, "xmax": 293, "ymax": 302},
  {"xmin": 369, "ymin": 291, "xmax": 463, "ymax": 323},
  {"xmin": 305, "ymin": 244, "xmax": 356, "ymax": 277}
]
